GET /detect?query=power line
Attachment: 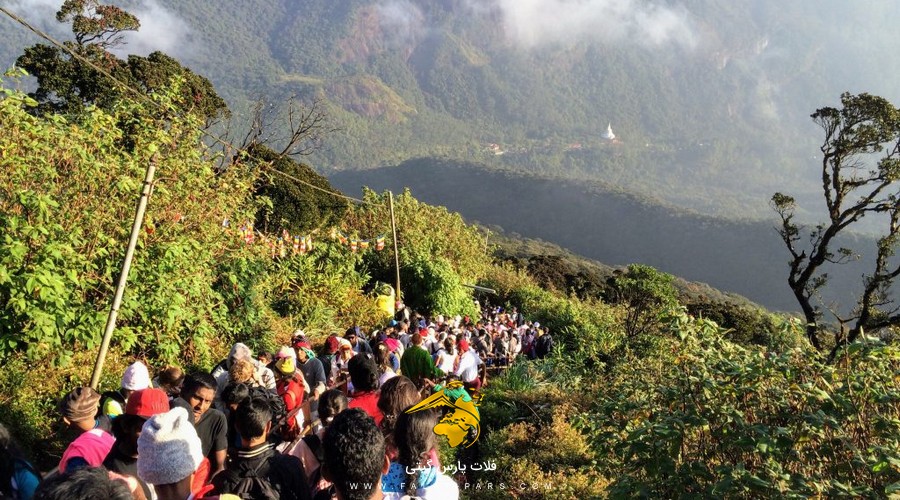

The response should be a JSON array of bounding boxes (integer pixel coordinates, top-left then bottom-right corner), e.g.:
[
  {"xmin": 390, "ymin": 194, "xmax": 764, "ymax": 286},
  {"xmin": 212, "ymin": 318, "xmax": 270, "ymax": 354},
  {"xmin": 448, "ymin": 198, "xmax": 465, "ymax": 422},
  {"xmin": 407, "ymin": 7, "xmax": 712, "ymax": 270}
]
[{"xmin": 0, "ymin": 5, "xmax": 370, "ymax": 206}]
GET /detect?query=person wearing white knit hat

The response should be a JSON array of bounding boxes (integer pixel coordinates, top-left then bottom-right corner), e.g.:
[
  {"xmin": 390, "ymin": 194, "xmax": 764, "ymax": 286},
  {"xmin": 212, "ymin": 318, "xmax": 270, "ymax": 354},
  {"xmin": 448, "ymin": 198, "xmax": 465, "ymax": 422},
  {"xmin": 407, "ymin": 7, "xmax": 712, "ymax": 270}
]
[
  {"xmin": 102, "ymin": 360, "xmax": 152, "ymax": 418},
  {"xmin": 137, "ymin": 407, "xmax": 203, "ymax": 500}
]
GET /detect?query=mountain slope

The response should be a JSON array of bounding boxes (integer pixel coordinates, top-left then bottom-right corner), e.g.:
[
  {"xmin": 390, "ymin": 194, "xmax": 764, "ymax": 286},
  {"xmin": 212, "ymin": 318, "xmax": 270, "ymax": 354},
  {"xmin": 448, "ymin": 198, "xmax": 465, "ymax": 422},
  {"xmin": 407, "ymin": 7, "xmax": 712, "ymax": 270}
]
[
  {"xmin": 4, "ymin": 1, "xmax": 900, "ymax": 220},
  {"xmin": 330, "ymin": 158, "xmax": 875, "ymax": 312}
]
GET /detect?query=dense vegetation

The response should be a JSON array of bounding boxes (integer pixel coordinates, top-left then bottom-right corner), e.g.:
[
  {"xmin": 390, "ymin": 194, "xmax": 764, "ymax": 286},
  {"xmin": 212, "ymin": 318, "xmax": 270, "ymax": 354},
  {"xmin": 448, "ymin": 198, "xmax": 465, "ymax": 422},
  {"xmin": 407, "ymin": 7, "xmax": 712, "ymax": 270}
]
[
  {"xmin": 2, "ymin": 4, "xmax": 900, "ymax": 497},
  {"xmin": 4, "ymin": 0, "xmax": 900, "ymax": 220},
  {"xmin": 2, "ymin": 71, "xmax": 900, "ymax": 497}
]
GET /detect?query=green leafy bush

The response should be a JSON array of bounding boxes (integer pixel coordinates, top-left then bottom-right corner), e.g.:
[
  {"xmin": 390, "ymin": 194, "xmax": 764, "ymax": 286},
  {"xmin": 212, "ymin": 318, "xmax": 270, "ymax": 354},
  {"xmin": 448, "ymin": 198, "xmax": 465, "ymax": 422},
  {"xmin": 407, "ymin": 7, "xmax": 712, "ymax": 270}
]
[{"xmin": 583, "ymin": 310, "xmax": 900, "ymax": 498}]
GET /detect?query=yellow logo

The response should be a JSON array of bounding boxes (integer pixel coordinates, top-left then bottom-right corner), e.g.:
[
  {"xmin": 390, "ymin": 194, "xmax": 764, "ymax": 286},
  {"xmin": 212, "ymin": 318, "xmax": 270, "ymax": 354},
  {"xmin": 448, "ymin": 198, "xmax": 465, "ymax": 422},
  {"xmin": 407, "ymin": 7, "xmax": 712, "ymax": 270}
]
[{"xmin": 405, "ymin": 380, "xmax": 483, "ymax": 448}]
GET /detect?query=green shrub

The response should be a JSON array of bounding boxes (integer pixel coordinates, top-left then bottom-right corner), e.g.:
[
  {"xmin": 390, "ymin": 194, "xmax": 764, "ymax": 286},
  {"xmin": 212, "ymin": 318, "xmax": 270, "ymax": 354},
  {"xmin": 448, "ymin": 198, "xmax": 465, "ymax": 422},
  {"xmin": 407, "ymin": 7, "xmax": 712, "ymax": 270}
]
[{"xmin": 582, "ymin": 309, "xmax": 900, "ymax": 498}]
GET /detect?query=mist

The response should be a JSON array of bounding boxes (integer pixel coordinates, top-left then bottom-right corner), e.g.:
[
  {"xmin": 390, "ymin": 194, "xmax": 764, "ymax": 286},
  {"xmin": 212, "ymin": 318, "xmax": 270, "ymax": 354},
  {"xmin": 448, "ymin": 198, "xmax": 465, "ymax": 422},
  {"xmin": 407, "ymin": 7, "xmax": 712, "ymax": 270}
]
[
  {"xmin": 376, "ymin": 0, "xmax": 427, "ymax": 48},
  {"xmin": 463, "ymin": 0, "xmax": 698, "ymax": 49},
  {"xmin": 2, "ymin": 0, "xmax": 194, "ymax": 60}
]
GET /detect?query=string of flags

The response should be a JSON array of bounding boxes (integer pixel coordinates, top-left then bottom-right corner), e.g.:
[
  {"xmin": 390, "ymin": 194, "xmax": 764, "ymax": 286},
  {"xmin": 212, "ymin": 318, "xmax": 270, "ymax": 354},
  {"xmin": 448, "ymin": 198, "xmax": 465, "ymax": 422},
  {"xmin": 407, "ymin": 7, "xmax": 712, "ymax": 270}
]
[
  {"xmin": 331, "ymin": 228, "xmax": 387, "ymax": 252},
  {"xmin": 224, "ymin": 219, "xmax": 386, "ymax": 258}
]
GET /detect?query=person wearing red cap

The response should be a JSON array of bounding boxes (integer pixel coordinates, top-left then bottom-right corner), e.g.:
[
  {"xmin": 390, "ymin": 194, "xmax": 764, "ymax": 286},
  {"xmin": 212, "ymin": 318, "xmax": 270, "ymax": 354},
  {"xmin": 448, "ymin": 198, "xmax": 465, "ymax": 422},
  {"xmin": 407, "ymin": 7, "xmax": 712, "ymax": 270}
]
[
  {"xmin": 454, "ymin": 339, "xmax": 483, "ymax": 392},
  {"xmin": 104, "ymin": 387, "xmax": 171, "ymax": 498}
]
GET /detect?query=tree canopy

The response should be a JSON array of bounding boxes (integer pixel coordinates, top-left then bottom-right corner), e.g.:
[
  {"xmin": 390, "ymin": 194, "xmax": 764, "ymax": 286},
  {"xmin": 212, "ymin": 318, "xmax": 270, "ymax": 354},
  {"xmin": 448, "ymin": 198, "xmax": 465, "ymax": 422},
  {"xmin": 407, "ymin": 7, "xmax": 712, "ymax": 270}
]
[
  {"xmin": 16, "ymin": 0, "xmax": 227, "ymax": 121},
  {"xmin": 772, "ymin": 92, "xmax": 900, "ymax": 354}
]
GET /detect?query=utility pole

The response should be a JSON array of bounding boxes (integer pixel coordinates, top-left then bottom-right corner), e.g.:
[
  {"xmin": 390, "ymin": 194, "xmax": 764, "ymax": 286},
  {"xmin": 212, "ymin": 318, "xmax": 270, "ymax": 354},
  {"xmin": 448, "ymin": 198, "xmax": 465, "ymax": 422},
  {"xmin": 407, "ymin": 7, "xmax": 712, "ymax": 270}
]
[
  {"xmin": 90, "ymin": 157, "xmax": 157, "ymax": 389},
  {"xmin": 388, "ymin": 191, "xmax": 401, "ymax": 301}
]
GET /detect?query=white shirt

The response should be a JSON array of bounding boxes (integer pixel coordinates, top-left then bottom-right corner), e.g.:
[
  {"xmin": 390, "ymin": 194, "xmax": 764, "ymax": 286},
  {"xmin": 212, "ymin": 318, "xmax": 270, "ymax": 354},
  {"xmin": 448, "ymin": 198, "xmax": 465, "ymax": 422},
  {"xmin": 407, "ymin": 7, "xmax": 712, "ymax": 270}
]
[{"xmin": 454, "ymin": 350, "xmax": 481, "ymax": 383}]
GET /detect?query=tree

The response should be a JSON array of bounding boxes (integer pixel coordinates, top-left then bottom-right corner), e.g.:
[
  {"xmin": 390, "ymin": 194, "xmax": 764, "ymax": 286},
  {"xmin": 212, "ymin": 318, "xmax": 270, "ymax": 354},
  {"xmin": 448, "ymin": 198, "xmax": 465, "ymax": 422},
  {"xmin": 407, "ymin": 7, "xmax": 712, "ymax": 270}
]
[
  {"xmin": 244, "ymin": 143, "xmax": 349, "ymax": 234},
  {"xmin": 772, "ymin": 92, "xmax": 900, "ymax": 354},
  {"xmin": 16, "ymin": 0, "xmax": 227, "ymax": 121},
  {"xmin": 610, "ymin": 264, "xmax": 678, "ymax": 339}
]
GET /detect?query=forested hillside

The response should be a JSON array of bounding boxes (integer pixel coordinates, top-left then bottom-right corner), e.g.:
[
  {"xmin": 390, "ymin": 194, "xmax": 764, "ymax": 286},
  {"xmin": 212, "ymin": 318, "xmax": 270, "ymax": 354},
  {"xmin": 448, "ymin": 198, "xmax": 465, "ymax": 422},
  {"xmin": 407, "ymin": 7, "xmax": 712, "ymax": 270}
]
[
  {"xmin": 4, "ymin": 0, "xmax": 900, "ymax": 219},
  {"xmin": 331, "ymin": 158, "xmax": 876, "ymax": 312}
]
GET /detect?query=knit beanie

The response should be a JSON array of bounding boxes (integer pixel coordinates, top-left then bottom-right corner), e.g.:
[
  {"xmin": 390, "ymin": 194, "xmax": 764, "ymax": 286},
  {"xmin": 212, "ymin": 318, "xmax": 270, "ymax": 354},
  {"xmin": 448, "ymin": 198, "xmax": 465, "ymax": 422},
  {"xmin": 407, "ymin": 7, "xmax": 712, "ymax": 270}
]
[
  {"xmin": 121, "ymin": 361, "xmax": 151, "ymax": 391},
  {"xmin": 58, "ymin": 386, "xmax": 102, "ymax": 422},
  {"xmin": 137, "ymin": 407, "xmax": 203, "ymax": 486},
  {"xmin": 125, "ymin": 388, "xmax": 171, "ymax": 418},
  {"xmin": 58, "ymin": 428, "xmax": 115, "ymax": 472},
  {"xmin": 229, "ymin": 342, "xmax": 252, "ymax": 364}
]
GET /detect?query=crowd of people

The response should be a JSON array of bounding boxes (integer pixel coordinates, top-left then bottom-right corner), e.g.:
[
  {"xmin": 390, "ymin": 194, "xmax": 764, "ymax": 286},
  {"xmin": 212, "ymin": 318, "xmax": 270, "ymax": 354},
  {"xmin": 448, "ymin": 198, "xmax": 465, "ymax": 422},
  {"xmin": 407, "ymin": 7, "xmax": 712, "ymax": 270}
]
[{"xmin": 0, "ymin": 302, "xmax": 553, "ymax": 500}]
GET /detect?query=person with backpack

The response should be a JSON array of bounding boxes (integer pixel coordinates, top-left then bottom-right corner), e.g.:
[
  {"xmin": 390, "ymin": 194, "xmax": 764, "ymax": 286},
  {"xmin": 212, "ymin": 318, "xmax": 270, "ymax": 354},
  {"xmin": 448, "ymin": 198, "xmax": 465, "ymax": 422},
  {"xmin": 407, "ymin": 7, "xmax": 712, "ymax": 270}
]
[
  {"xmin": 211, "ymin": 399, "xmax": 309, "ymax": 500},
  {"xmin": 0, "ymin": 422, "xmax": 40, "ymax": 500}
]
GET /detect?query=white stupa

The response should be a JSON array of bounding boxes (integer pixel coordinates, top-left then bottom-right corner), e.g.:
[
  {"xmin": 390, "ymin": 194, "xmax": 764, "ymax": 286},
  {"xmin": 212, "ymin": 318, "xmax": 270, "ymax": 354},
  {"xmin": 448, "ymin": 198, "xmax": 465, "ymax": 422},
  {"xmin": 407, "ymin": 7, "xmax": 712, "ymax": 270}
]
[{"xmin": 603, "ymin": 123, "xmax": 616, "ymax": 140}]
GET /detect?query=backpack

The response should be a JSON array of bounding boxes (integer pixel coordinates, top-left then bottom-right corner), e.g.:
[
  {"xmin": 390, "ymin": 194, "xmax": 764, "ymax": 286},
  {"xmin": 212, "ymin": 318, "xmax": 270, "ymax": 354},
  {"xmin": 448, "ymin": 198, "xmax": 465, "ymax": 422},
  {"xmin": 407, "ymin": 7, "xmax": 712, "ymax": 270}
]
[{"xmin": 228, "ymin": 458, "xmax": 280, "ymax": 500}]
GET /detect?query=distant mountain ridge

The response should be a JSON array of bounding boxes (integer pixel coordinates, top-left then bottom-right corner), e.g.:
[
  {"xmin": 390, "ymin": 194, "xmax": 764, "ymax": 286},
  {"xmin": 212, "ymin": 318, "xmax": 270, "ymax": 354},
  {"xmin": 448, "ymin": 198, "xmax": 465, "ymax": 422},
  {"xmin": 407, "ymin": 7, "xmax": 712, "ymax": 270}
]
[
  {"xmin": 330, "ymin": 158, "xmax": 875, "ymax": 312},
  {"xmin": 4, "ymin": 0, "xmax": 900, "ymax": 220}
]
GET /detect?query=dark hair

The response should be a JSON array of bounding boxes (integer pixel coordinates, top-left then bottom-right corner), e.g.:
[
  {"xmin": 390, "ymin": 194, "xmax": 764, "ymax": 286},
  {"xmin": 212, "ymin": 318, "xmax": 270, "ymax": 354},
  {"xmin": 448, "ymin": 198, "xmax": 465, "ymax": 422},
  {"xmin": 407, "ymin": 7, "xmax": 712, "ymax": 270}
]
[
  {"xmin": 318, "ymin": 389, "xmax": 348, "ymax": 426},
  {"xmin": 395, "ymin": 410, "xmax": 438, "ymax": 496},
  {"xmin": 233, "ymin": 398, "xmax": 272, "ymax": 440},
  {"xmin": 33, "ymin": 466, "xmax": 133, "ymax": 500},
  {"xmin": 0, "ymin": 422, "xmax": 35, "ymax": 498},
  {"xmin": 156, "ymin": 366, "xmax": 184, "ymax": 395},
  {"xmin": 221, "ymin": 383, "xmax": 250, "ymax": 407},
  {"xmin": 371, "ymin": 341, "xmax": 392, "ymax": 374},
  {"xmin": 348, "ymin": 354, "xmax": 379, "ymax": 393},
  {"xmin": 443, "ymin": 338, "xmax": 455, "ymax": 355},
  {"xmin": 322, "ymin": 409, "xmax": 385, "ymax": 500},
  {"xmin": 181, "ymin": 372, "xmax": 217, "ymax": 398},
  {"xmin": 377, "ymin": 376, "xmax": 420, "ymax": 435}
]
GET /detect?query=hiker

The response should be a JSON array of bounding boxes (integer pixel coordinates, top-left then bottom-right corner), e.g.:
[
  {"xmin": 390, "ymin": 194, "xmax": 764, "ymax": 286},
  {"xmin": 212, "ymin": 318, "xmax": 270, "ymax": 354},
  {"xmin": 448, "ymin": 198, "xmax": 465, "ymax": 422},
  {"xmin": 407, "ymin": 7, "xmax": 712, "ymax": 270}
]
[
  {"xmin": 372, "ymin": 340, "xmax": 398, "ymax": 387},
  {"xmin": 291, "ymin": 333, "xmax": 327, "ymax": 402},
  {"xmin": 321, "ymin": 409, "xmax": 389, "ymax": 500},
  {"xmin": 103, "ymin": 388, "xmax": 170, "ymax": 499},
  {"xmin": 211, "ymin": 343, "xmax": 276, "ymax": 407},
  {"xmin": 318, "ymin": 336, "xmax": 341, "ymax": 387},
  {"xmin": 433, "ymin": 338, "xmax": 457, "ymax": 375},
  {"xmin": 376, "ymin": 376, "xmax": 420, "ymax": 437},
  {"xmin": 279, "ymin": 389, "xmax": 347, "ymax": 497},
  {"xmin": 153, "ymin": 366, "xmax": 185, "ymax": 400},
  {"xmin": 344, "ymin": 327, "xmax": 373, "ymax": 356},
  {"xmin": 177, "ymin": 373, "xmax": 228, "ymax": 482},
  {"xmin": 274, "ymin": 356, "xmax": 305, "ymax": 438},
  {"xmin": 32, "ymin": 466, "xmax": 135, "ymax": 500},
  {"xmin": 57, "ymin": 427, "xmax": 115, "ymax": 474},
  {"xmin": 347, "ymin": 354, "xmax": 384, "ymax": 427},
  {"xmin": 382, "ymin": 410, "xmax": 458, "ymax": 499},
  {"xmin": 137, "ymin": 407, "xmax": 237, "ymax": 500},
  {"xmin": 454, "ymin": 339, "xmax": 483, "ymax": 393},
  {"xmin": 211, "ymin": 399, "xmax": 309, "ymax": 500},
  {"xmin": 220, "ymin": 383, "xmax": 250, "ymax": 453},
  {"xmin": 57, "ymin": 386, "xmax": 111, "ymax": 439},
  {"xmin": 399, "ymin": 333, "xmax": 443, "ymax": 389},
  {"xmin": 535, "ymin": 327, "xmax": 554, "ymax": 359},
  {"xmin": 102, "ymin": 361, "xmax": 152, "ymax": 418},
  {"xmin": 0, "ymin": 422, "xmax": 40, "ymax": 500}
]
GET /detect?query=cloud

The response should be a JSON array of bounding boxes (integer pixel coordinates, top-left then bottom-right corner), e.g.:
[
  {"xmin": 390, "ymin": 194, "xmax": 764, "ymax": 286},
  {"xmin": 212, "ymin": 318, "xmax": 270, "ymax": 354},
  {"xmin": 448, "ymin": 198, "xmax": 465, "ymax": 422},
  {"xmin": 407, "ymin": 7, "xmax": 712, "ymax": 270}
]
[
  {"xmin": 376, "ymin": 0, "xmax": 427, "ymax": 48},
  {"xmin": 112, "ymin": 0, "xmax": 194, "ymax": 60},
  {"xmin": 464, "ymin": 0, "xmax": 698, "ymax": 49},
  {"xmin": 4, "ymin": 0, "xmax": 71, "ymax": 39},
  {"xmin": 3, "ymin": 0, "xmax": 194, "ymax": 60}
]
